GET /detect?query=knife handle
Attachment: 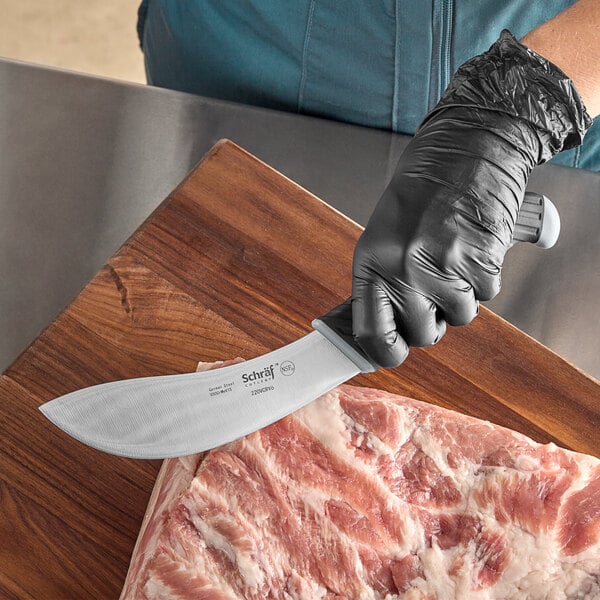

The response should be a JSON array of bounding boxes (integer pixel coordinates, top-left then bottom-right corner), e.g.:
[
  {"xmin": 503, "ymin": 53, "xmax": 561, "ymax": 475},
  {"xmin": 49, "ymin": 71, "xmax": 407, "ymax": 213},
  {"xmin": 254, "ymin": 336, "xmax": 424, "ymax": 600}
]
[
  {"xmin": 511, "ymin": 192, "xmax": 560, "ymax": 249},
  {"xmin": 313, "ymin": 191, "xmax": 560, "ymax": 373}
]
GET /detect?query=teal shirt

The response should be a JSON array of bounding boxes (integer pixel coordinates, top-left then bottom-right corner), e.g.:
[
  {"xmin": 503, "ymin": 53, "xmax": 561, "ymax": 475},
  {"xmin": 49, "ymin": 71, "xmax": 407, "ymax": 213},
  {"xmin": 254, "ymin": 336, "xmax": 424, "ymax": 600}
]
[{"xmin": 138, "ymin": 0, "xmax": 599, "ymax": 171}]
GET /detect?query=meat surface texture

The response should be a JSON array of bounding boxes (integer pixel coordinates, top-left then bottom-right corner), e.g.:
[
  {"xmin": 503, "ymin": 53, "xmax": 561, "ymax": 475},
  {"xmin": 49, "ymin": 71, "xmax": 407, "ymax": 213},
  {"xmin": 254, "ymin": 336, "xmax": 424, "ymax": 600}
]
[{"xmin": 121, "ymin": 366, "xmax": 600, "ymax": 599}]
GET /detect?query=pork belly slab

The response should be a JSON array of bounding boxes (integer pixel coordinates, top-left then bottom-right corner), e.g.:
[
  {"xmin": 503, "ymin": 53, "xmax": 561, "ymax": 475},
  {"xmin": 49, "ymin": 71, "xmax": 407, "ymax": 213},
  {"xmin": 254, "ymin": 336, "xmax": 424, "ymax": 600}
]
[{"xmin": 121, "ymin": 364, "xmax": 600, "ymax": 599}]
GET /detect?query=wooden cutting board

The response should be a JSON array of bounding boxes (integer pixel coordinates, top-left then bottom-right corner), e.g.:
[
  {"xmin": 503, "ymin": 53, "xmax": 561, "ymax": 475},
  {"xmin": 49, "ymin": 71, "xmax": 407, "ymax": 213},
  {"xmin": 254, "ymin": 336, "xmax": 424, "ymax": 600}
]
[{"xmin": 1, "ymin": 140, "xmax": 598, "ymax": 598}]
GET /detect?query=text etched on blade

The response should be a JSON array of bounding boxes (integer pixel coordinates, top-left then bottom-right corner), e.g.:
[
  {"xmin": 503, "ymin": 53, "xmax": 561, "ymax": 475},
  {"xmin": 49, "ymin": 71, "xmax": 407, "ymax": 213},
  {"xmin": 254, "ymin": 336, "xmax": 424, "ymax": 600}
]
[
  {"xmin": 209, "ymin": 382, "xmax": 234, "ymax": 397},
  {"xmin": 240, "ymin": 362, "xmax": 297, "ymax": 396}
]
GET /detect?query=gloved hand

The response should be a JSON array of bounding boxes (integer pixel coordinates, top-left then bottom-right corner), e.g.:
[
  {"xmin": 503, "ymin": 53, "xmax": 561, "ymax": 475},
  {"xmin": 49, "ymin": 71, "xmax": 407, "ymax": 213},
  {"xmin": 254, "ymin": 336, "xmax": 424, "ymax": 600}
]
[{"xmin": 352, "ymin": 30, "xmax": 591, "ymax": 368}]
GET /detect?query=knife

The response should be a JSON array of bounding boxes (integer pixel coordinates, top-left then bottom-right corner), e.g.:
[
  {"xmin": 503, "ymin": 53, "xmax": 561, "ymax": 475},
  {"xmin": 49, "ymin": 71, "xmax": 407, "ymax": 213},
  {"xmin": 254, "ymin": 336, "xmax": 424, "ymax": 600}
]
[{"xmin": 40, "ymin": 192, "xmax": 559, "ymax": 459}]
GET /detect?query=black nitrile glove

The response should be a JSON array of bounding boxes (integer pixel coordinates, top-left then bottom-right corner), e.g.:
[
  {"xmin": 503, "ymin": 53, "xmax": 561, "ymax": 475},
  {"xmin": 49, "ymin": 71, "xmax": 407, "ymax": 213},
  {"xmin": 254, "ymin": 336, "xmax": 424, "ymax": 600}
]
[{"xmin": 351, "ymin": 30, "xmax": 591, "ymax": 368}]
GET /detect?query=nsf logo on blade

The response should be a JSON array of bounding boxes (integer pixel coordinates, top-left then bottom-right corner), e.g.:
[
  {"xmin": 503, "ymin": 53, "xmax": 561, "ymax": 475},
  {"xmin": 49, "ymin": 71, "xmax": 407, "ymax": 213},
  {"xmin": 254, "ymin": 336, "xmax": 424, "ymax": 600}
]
[
  {"xmin": 241, "ymin": 361, "xmax": 296, "ymax": 387},
  {"xmin": 280, "ymin": 361, "xmax": 295, "ymax": 376}
]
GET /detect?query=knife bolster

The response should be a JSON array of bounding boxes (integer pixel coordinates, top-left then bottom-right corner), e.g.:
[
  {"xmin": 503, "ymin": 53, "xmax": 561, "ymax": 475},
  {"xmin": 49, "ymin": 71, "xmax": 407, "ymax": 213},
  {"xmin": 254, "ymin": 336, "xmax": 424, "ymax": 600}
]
[{"xmin": 312, "ymin": 301, "xmax": 378, "ymax": 373}]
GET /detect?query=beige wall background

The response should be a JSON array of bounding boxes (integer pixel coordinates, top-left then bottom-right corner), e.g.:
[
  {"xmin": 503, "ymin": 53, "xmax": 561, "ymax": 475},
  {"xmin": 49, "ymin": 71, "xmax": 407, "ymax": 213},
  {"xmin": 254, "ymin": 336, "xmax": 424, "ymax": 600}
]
[{"xmin": 0, "ymin": 0, "xmax": 146, "ymax": 83}]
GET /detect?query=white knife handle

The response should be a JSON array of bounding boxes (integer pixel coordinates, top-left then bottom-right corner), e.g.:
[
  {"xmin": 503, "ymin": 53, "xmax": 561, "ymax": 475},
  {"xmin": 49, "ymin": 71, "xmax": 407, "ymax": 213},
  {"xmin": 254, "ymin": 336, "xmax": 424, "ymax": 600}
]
[
  {"xmin": 512, "ymin": 192, "xmax": 560, "ymax": 249},
  {"xmin": 313, "ymin": 191, "xmax": 560, "ymax": 373}
]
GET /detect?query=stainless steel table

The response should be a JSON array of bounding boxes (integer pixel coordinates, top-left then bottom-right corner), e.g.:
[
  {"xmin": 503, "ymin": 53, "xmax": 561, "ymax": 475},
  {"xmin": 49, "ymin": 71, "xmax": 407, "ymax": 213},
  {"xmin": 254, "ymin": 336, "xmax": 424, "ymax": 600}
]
[{"xmin": 1, "ymin": 57, "xmax": 599, "ymax": 379}]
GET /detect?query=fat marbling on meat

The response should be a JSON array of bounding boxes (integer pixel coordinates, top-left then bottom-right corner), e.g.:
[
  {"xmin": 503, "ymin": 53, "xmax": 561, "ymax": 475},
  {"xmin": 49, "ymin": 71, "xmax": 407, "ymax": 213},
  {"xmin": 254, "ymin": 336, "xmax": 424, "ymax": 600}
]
[{"xmin": 121, "ymin": 363, "xmax": 600, "ymax": 599}]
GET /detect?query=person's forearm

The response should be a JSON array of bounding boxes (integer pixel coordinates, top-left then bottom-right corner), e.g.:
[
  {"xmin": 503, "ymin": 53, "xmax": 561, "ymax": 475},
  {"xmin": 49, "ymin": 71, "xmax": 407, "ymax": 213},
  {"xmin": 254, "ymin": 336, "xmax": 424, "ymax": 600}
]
[{"xmin": 521, "ymin": 0, "xmax": 600, "ymax": 117}]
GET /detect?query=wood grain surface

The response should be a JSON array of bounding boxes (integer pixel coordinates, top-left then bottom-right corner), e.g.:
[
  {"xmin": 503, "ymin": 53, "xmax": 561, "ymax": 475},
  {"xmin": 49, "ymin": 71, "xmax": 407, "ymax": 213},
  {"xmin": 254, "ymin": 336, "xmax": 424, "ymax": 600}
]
[{"xmin": 1, "ymin": 140, "xmax": 598, "ymax": 598}]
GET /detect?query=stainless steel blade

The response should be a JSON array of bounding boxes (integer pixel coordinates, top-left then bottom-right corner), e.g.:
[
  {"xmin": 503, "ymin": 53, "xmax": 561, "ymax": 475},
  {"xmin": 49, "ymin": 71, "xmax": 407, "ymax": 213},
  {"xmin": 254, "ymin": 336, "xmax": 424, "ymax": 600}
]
[{"xmin": 39, "ymin": 331, "xmax": 361, "ymax": 458}]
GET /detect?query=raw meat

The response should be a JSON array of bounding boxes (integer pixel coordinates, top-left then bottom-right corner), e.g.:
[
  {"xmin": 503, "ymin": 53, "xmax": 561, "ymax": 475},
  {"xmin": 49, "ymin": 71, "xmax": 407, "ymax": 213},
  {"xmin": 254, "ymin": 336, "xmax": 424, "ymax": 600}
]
[{"xmin": 121, "ymin": 363, "xmax": 600, "ymax": 599}]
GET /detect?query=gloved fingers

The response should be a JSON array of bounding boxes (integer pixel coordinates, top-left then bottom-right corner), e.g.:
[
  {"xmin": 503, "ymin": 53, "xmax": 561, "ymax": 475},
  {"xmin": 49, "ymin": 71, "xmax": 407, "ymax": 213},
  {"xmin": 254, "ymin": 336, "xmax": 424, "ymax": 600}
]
[
  {"xmin": 473, "ymin": 274, "xmax": 501, "ymax": 302},
  {"xmin": 443, "ymin": 209, "xmax": 508, "ymax": 302},
  {"xmin": 391, "ymin": 286, "xmax": 447, "ymax": 347},
  {"xmin": 351, "ymin": 281, "xmax": 409, "ymax": 369},
  {"xmin": 458, "ymin": 251, "xmax": 503, "ymax": 301},
  {"xmin": 429, "ymin": 277, "xmax": 480, "ymax": 326}
]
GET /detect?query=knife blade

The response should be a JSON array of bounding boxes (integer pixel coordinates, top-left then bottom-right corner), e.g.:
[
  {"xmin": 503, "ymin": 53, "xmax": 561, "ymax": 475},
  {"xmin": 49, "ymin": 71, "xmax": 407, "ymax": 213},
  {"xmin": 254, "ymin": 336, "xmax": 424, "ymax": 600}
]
[
  {"xmin": 40, "ymin": 326, "xmax": 372, "ymax": 459},
  {"xmin": 40, "ymin": 192, "xmax": 559, "ymax": 458}
]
